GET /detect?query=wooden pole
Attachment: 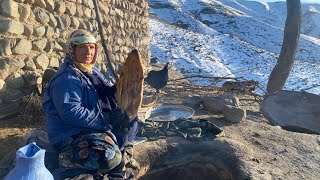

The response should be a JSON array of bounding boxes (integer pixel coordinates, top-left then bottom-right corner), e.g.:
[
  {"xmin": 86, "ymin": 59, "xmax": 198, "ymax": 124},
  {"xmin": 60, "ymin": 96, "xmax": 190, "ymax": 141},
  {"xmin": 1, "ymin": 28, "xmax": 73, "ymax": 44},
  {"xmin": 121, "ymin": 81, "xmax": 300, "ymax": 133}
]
[{"xmin": 92, "ymin": 0, "xmax": 118, "ymax": 80}]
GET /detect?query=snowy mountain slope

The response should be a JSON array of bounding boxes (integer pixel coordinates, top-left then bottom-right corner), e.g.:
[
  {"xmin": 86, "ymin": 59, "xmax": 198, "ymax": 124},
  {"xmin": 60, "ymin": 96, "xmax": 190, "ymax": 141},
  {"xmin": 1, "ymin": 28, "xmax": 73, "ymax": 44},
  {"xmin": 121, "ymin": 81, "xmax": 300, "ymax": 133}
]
[
  {"xmin": 301, "ymin": 7, "xmax": 320, "ymax": 38},
  {"xmin": 149, "ymin": 0, "xmax": 320, "ymax": 94},
  {"xmin": 150, "ymin": 0, "xmax": 320, "ymax": 61}
]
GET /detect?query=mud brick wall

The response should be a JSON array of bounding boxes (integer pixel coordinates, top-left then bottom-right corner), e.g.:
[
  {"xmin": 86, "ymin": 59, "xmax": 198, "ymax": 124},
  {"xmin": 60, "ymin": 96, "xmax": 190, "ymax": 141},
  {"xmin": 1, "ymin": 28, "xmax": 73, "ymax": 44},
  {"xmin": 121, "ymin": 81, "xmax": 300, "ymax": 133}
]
[{"xmin": 0, "ymin": 0, "xmax": 150, "ymax": 104}]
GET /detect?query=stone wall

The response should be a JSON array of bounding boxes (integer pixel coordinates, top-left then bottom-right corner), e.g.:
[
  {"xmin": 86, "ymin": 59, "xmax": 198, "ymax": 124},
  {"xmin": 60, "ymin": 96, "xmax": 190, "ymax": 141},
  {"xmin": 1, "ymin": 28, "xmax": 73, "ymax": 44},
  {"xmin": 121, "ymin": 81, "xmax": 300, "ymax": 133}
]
[{"xmin": 0, "ymin": 0, "xmax": 150, "ymax": 104}]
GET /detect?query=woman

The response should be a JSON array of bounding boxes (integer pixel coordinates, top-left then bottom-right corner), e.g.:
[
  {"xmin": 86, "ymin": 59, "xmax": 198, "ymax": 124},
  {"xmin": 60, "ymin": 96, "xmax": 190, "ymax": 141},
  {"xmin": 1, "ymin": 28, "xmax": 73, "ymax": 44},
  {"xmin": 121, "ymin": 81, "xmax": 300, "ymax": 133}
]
[{"xmin": 42, "ymin": 29, "xmax": 135, "ymax": 179}]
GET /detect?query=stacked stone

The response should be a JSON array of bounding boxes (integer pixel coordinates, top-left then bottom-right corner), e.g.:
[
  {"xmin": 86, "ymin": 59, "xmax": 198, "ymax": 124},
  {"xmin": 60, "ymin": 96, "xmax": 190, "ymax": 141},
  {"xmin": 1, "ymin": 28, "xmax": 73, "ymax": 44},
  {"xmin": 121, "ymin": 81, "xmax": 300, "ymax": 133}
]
[{"xmin": 0, "ymin": 0, "xmax": 150, "ymax": 105}]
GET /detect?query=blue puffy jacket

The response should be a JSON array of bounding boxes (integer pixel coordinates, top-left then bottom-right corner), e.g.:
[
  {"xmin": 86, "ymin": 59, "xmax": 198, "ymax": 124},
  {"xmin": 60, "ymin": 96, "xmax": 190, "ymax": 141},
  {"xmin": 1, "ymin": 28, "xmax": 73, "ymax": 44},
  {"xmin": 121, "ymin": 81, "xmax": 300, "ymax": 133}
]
[{"xmin": 42, "ymin": 58, "xmax": 114, "ymax": 144}]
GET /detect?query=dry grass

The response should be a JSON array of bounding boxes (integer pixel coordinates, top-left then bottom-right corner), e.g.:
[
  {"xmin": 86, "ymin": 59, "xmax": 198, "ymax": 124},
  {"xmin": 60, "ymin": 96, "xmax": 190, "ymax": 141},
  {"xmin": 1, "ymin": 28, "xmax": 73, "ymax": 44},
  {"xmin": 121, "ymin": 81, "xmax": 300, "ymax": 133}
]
[{"xmin": 17, "ymin": 92, "xmax": 45, "ymax": 127}]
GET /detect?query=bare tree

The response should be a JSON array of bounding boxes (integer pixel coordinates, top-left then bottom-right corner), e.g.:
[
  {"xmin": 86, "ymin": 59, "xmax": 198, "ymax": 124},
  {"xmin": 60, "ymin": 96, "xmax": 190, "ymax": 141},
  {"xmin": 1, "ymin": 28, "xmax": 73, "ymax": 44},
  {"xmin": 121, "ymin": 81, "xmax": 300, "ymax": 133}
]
[{"xmin": 266, "ymin": 0, "xmax": 301, "ymax": 94}]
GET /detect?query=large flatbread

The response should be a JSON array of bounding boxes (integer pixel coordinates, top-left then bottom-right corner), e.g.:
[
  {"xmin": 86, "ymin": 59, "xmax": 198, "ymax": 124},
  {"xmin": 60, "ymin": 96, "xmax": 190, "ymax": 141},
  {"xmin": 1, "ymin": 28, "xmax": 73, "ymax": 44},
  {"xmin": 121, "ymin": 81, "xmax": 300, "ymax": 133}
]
[{"xmin": 116, "ymin": 49, "xmax": 144, "ymax": 119}]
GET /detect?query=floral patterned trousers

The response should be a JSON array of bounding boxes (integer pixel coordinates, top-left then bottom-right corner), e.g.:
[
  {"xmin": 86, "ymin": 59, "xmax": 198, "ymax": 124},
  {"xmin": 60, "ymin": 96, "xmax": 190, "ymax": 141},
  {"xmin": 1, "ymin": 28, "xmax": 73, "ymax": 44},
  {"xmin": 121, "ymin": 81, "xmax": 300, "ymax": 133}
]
[{"xmin": 57, "ymin": 131, "xmax": 122, "ymax": 175}]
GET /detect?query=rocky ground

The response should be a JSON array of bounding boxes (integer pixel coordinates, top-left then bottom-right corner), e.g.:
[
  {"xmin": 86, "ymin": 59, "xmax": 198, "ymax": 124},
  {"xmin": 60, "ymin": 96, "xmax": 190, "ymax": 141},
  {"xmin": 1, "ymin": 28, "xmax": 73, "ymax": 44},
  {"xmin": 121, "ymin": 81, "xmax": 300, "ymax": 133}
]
[{"xmin": 0, "ymin": 67, "xmax": 319, "ymax": 179}]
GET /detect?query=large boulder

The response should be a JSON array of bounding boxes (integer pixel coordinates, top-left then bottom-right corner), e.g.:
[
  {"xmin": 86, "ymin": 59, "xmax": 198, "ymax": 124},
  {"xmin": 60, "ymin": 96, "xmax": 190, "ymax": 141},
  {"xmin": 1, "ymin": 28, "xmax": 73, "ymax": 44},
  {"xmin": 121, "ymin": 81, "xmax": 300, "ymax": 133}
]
[
  {"xmin": 5, "ymin": 72, "xmax": 25, "ymax": 89},
  {"xmin": 262, "ymin": 91, "xmax": 320, "ymax": 134},
  {"xmin": 1, "ymin": 88, "xmax": 22, "ymax": 102}
]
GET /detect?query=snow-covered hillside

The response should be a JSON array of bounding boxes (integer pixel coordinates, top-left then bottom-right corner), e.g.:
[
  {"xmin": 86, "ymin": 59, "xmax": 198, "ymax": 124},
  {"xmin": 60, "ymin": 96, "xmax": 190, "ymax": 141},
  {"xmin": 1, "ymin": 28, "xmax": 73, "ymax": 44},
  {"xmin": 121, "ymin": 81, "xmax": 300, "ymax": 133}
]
[{"xmin": 148, "ymin": 0, "xmax": 320, "ymax": 94}]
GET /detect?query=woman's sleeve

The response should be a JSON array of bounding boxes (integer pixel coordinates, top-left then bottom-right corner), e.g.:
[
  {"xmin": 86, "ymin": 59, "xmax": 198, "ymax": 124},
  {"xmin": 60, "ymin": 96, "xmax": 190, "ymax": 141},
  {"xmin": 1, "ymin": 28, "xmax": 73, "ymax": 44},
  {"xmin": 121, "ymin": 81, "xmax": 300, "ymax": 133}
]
[{"xmin": 50, "ymin": 73, "xmax": 108, "ymax": 130}]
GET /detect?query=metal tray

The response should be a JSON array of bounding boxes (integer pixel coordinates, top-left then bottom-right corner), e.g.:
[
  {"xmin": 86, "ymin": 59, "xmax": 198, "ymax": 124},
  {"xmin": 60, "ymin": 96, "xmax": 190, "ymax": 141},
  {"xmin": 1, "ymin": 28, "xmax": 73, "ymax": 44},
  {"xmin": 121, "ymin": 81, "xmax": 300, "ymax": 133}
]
[{"xmin": 147, "ymin": 105, "xmax": 194, "ymax": 122}]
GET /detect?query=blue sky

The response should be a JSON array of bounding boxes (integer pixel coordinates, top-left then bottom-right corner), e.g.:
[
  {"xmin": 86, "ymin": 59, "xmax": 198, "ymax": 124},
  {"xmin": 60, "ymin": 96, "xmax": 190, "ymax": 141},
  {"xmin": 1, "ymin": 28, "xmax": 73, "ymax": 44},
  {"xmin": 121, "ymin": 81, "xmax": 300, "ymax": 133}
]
[{"xmin": 252, "ymin": 0, "xmax": 320, "ymax": 3}]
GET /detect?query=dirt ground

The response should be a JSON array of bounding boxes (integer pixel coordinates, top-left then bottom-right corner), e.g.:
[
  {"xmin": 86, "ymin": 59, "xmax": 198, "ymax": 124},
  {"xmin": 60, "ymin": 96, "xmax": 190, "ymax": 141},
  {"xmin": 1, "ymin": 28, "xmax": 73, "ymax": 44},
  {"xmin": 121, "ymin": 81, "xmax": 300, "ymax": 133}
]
[
  {"xmin": 135, "ymin": 84, "xmax": 320, "ymax": 179},
  {"xmin": 0, "ymin": 67, "xmax": 320, "ymax": 179}
]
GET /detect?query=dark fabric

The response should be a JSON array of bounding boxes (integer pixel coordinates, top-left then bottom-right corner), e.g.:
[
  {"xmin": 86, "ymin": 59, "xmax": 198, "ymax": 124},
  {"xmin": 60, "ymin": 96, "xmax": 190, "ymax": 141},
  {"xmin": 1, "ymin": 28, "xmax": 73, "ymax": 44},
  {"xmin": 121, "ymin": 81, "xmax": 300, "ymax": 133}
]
[
  {"xmin": 83, "ymin": 72, "xmax": 117, "ymax": 112},
  {"xmin": 127, "ymin": 120, "xmax": 138, "ymax": 143},
  {"xmin": 110, "ymin": 109, "xmax": 130, "ymax": 131},
  {"xmin": 112, "ymin": 118, "xmax": 138, "ymax": 149},
  {"xmin": 56, "ymin": 132, "xmax": 122, "ymax": 177}
]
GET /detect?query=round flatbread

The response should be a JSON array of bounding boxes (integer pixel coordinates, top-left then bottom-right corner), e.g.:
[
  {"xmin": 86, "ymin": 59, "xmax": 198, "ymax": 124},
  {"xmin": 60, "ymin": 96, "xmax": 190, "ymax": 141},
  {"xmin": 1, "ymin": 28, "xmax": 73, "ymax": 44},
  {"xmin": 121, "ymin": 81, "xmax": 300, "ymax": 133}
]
[{"xmin": 116, "ymin": 49, "xmax": 144, "ymax": 119}]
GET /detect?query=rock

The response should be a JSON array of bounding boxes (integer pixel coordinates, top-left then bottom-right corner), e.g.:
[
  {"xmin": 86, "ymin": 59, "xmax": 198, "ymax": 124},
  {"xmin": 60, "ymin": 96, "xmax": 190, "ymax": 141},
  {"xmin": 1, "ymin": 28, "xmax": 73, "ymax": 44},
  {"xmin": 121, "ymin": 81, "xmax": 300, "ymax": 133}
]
[
  {"xmin": 78, "ymin": 20, "xmax": 87, "ymax": 29},
  {"xmin": 91, "ymin": 8, "xmax": 96, "ymax": 19},
  {"xmin": 34, "ymin": 7, "xmax": 50, "ymax": 25},
  {"xmin": 113, "ymin": 45, "xmax": 120, "ymax": 53},
  {"xmin": 24, "ymin": 57, "xmax": 37, "ymax": 70},
  {"xmin": 82, "ymin": 0, "xmax": 94, "ymax": 8},
  {"xmin": 13, "ymin": 39, "xmax": 32, "ymax": 54},
  {"xmin": 202, "ymin": 94, "xmax": 239, "ymax": 113},
  {"xmin": 23, "ymin": 24, "xmax": 33, "ymax": 37},
  {"xmin": 54, "ymin": 1, "xmax": 66, "ymax": 15},
  {"xmin": 262, "ymin": 91, "xmax": 320, "ymax": 134},
  {"xmin": 32, "ymin": 39, "xmax": 47, "ymax": 51},
  {"xmin": 0, "ymin": 80, "xmax": 6, "ymax": 94},
  {"xmin": 34, "ymin": 54, "xmax": 49, "ymax": 70},
  {"xmin": 223, "ymin": 105, "xmax": 246, "ymax": 123},
  {"xmin": 33, "ymin": 26, "xmax": 46, "ymax": 37},
  {"xmin": 0, "ymin": 100, "xmax": 19, "ymax": 120},
  {"xmin": 1, "ymin": 0, "xmax": 19, "ymax": 18},
  {"xmin": 182, "ymin": 96, "xmax": 202, "ymax": 109},
  {"xmin": 70, "ymin": 16, "xmax": 80, "ymax": 29},
  {"xmin": 46, "ymin": 0, "xmax": 55, "ymax": 11},
  {"xmin": 45, "ymin": 26, "xmax": 54, "ymax": 38},
  {"xmin": 84, "ymin": 20, "xmax": 93, "ymax": 31},
  {"xmin": 24, "ymin": 0, "xmax": 35, "ymax": 5},
  {"xmin": 56, "ymin": 16, "xmax": 65, "ymax": 29},
  {"xmin": 0, "ymin": 39, "xmax": 12, "ymax": 56},
  {"xmin": 115, "ymin": 8, "xmax": 123, "ymax": 18},
  {"xmin": 18, "ymin": 3, "xmax": 31, "ymax": 22},
  {"xmin": 6, "ymin": 57, "xmax": 25, "ymax": 73},
  {"xmin": 53, "ymin": 41, "xmax": 63, "ymax": 52},
  {"xmin": 0, "ymin": 58, "xmax": 10, "ymax": 79},
  {"xmin": 65, "ymin": 2, "xmax": 76, "ymax": 16},
  {"xmin": 59, "ymin": 30, "xmax": 69, "ymax": 40},
  {"xmin": 26, "ymin": 8, "xmax": 36, "ymax": 22},
  {"xmin": 34, "ymin": 0, "xmax": 46, "ymax": 8},
  {"xmin": 1, "ymin": 88, "xmax": 23, "ymax": 102},
  {"xmin": 48, "ymin": 13, "xmax": 57, "ymax": 27},
  {"xmin": 0, "ymin": 18, "xmax": 24, "ymax": 35},
  {"xmin": 5, "ymin": 72, "xmax": 25, "ymax": 89},
  {"xmin": 60, "ymin": 14, "xmax": 71, "ymax": 29},
  {"xmin": 109, "ymin": 8, "xmax": 116, "ymax": 16},
  {"xmin": 75, "ymin": 4, "xmax": 83, "ymax": 17},
  {"xmin": 44, "ymin": 41, "xmax": 54, "ymax": 53},
  {"xmin": 49, "ymin": 57, "xmax": 59, "ymax": 68},
  {"xmin": 83, "ymin": 7, "xmax": 91, "ymax": 19}
]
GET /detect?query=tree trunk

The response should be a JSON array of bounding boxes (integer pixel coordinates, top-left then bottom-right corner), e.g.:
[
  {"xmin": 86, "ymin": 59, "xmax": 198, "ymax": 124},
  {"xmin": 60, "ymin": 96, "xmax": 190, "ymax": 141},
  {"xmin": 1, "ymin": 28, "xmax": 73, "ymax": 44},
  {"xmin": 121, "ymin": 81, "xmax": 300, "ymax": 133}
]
[{"xmin": 266, "ymin": 0, "xmax": 301, "ymax": 94}]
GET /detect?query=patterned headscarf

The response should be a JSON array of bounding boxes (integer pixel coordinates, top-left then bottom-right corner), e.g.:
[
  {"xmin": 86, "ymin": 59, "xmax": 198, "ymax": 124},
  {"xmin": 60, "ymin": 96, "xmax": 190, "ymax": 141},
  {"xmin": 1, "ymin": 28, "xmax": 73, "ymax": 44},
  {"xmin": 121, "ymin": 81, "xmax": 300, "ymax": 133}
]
[{"xmin": 66, "ymin": 30, "xmax": 99, "ymax": 73}]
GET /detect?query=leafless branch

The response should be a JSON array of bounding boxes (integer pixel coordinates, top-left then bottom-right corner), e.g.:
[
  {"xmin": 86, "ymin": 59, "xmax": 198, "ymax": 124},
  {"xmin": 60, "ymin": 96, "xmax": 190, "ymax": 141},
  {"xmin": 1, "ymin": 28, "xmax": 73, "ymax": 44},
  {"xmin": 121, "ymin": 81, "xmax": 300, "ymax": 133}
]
[{"xmin": 170, "ymin": 75, "xmax": 240, "ymax": 81}]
